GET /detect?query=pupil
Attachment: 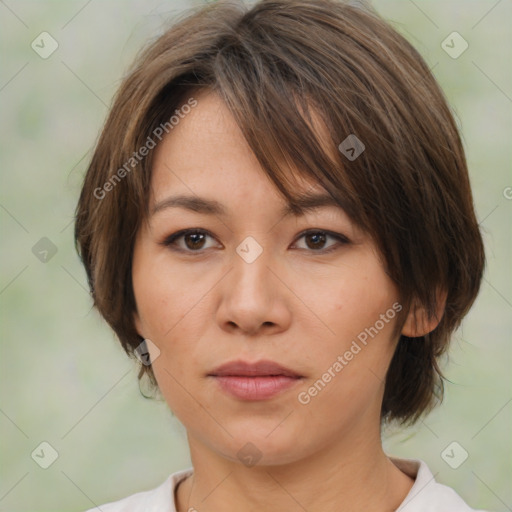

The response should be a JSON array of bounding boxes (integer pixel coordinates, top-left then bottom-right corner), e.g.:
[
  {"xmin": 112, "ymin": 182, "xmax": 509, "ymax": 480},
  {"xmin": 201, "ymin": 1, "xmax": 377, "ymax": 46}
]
[
  {"xmin": 307, "ymin": 232, "xmax": 325, "ymax": 249},
  {"xmin": 186, "ymin": 233, "xmax": 205, "ymax": 250}
]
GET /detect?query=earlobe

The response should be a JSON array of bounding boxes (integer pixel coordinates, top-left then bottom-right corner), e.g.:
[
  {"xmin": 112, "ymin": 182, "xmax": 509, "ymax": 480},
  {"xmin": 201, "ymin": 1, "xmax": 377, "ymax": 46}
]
[{"xmin": 401, "ymin": 289, "xmax": 447, "ymax": 338}]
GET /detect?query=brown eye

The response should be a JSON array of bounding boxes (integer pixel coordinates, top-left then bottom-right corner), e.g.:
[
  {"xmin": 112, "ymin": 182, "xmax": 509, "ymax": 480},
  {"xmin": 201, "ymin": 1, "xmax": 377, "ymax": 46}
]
[
  {"xmin": 294, "ymin": 230, "xmax": 349, "ymax": 253},
  {"xmin": 162, "ymin": 229, "xmax": 218, "ymax": 252},
  {"xmin": 183, "ymin": 232, "xmax": 207, "ymax": 250},
  {"xmin": 304, "ymin": 232, "xmax": 327, "ymax": 250}
]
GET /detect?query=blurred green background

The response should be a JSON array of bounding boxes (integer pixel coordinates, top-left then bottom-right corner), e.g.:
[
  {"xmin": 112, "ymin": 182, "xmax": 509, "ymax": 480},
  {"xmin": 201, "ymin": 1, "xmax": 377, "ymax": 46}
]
[{"xmin": 0, "ymin": 1, "xmax": 510, "ymax": 511}]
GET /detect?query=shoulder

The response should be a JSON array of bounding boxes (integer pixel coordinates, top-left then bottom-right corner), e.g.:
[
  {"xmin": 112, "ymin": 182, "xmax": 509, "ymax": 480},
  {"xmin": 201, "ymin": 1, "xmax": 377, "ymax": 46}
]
[
  {"xmin": 82, "ymin": 468, "xmax": 193, "ymax": 512},
  {"xmin": 393, "ymin": 457, "xmax": 490, "ymax": 512}
]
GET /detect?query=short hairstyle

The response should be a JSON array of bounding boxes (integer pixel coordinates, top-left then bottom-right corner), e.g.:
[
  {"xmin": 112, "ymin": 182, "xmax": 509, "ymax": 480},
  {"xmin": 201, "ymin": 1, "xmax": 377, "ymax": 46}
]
[{"xmin": 75, "ymin": 0, "xmax": 485, "ymax": 425}]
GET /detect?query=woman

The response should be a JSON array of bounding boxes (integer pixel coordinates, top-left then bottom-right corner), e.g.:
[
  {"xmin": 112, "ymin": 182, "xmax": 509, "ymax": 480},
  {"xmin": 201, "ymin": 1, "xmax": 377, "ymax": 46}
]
[{"xmin": 75, "ymin": 0, "xmax": 487, "ymax": 510}]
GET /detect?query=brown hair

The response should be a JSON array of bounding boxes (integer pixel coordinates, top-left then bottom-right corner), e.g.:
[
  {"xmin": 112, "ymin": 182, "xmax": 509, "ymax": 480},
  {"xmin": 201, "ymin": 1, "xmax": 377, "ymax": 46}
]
[{"xmin": 74, "ymin": 0, "xmax": 485, "ymax": 425}]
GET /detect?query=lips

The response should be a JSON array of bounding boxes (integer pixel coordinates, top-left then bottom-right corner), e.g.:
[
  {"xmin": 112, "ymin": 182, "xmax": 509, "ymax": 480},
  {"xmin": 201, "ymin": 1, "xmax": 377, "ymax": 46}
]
[
  {"xmin": 208, "ymin": 359, "xmax": 302, "ymax": 378},
  {"xmin": 208, "ymin": 360, "xmax": 303, "ymax": 400}
]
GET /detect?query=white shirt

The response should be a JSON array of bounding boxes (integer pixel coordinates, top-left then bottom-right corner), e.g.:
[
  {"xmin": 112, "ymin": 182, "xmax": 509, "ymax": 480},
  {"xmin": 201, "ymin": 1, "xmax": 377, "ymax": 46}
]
[{"xmin": 84, "ymin": 458, "xmax": 489, "ymax": 511}]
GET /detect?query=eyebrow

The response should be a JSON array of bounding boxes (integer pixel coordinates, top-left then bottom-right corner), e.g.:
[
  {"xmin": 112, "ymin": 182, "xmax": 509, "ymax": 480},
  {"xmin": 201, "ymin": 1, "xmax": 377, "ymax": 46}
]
[{"xmin": 151, "ymin": 191, "xmax": 342, "ymax": 218}]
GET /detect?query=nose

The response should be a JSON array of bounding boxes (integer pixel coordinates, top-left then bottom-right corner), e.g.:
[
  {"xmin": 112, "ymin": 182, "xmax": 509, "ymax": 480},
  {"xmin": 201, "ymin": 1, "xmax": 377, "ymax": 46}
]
[{"xmin": 215, "ymin": 243, "xmax": 292, "ymax": 337}]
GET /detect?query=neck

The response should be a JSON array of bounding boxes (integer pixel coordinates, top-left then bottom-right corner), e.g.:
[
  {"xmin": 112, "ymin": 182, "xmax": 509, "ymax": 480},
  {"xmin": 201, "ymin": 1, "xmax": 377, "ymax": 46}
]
[{"xmin": 176, "ymin": 424, "xmax": 413, "ymax": 512}]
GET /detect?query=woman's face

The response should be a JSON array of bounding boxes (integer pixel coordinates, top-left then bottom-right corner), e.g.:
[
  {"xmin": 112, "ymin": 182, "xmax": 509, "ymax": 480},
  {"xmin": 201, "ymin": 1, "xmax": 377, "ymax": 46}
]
[{"xmin": 132, "ymin": 90, "xmax": 403, "ymax": 466}]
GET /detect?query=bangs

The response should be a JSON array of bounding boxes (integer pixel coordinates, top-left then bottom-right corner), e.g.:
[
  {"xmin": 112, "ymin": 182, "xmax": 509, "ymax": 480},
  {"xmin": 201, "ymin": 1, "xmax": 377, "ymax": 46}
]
[
  {"xmin": 149, "ymin": 77, "xmax": 370, "ymax": 237},
  {"xmin": 214, "ymin": 60, "xmax": 366, "ymax": 227}
]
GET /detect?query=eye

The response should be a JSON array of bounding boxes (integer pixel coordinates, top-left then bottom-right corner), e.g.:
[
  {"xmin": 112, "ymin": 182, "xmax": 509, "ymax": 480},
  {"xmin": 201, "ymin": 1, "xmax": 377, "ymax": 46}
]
[
  {"xmin": 161, "ymin": 228, "xmax": 350, "ymax": 254},
  {"xmin": 161, "ymin": 229, "xmax": 219, "ymax": 252},
  {"xmin": 292, "ymin": 230, "xmax": 350, "ymax": 253}
]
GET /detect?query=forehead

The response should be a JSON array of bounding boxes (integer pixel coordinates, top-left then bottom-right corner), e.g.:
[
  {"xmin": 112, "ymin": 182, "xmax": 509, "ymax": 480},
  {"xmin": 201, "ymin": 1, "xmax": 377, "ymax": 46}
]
[{"xmin": 149, "ymin": 90, "xmax": 339, "ymax": 214}]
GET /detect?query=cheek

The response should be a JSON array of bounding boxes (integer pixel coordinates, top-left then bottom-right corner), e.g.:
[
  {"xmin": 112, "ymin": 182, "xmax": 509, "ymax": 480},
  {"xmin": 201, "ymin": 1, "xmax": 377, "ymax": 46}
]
[
  {"xmin": 295, "ymin": 305, "xmax": 399, "ymax": 434},
  {"xmin": 293, "ymin": 254, "xmax": 400, "ymax": 400},
  {"xmin": 294, "ymin": 254, "xmax": 398, "ymax": 342},
  {"xmin": 132, "ymin": 247, "xmax": 217, "ymax": 390},
  {"xmin": 133, "ymin": 246, "xmax": 208, "ymax": 339},
  {"xmin": 134, "ymin": 277, "xmax": 203, "ymax": 369}
]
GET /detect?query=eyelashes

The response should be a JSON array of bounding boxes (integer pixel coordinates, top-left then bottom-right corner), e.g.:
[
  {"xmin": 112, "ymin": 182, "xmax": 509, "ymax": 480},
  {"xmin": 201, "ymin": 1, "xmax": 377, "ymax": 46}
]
[
  {"xmin": 162, "ymin": 229, "xmax": 217, "ymax": 252},
  {"xmin": 160, "ymin": 228, "xmax": 350, "ymax": 255}
]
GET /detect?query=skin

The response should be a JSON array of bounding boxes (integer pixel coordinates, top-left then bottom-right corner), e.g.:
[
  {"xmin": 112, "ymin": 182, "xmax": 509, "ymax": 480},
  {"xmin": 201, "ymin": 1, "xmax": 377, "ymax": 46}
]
[{"xmin": 132, "ymin": 89, "xmax": 442, "ymax": 512}]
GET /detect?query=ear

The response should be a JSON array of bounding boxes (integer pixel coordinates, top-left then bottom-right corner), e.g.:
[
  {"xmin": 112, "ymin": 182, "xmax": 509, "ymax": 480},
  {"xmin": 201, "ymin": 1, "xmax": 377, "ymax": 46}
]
[{"xmin": 401, "ymin": 289, "xmax": 447, "ymax": 338}]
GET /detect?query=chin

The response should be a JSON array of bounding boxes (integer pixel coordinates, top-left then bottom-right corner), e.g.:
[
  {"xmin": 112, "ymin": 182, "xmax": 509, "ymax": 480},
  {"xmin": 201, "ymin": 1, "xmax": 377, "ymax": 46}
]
[{"xmin": 211, "ymin": 421, "xmax": 312, "ymax": 468}]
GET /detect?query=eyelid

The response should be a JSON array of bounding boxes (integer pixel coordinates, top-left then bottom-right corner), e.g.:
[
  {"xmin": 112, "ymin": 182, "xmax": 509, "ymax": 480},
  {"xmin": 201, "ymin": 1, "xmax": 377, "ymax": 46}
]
[
  {"xmin": 160, "ymin": 228, "xmax": 220, "ymax": 252},
  {"xmin": 293, "ymin": 228, "xmax": 350, "ymax": 246},
  {"xmin": 291, "ymin": 229, "xmax": 350, "ymax": 253}
]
